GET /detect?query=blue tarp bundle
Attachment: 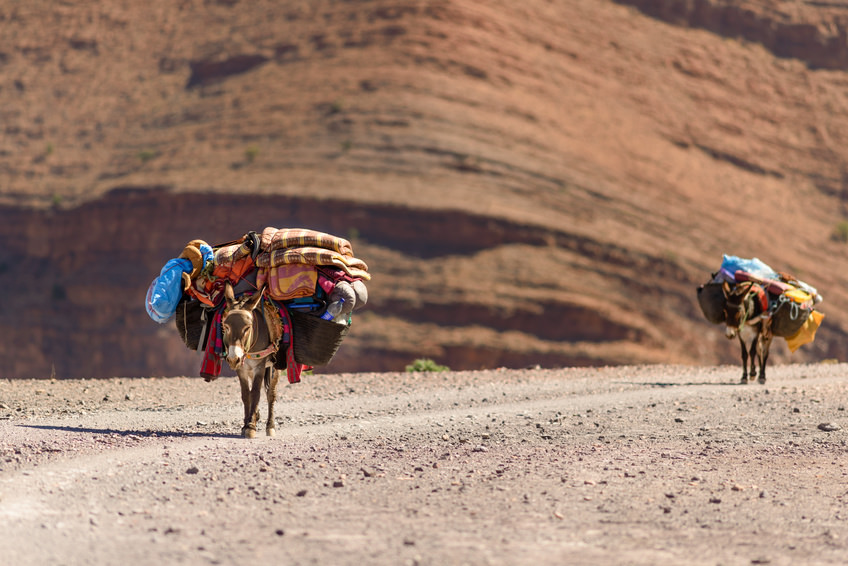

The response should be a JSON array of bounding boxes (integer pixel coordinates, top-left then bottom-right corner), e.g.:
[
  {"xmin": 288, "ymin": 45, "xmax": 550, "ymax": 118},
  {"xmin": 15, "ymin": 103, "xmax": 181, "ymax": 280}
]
[{"xmin": 145, "ymin": 258, "xmax": 193, "ymax": 324}]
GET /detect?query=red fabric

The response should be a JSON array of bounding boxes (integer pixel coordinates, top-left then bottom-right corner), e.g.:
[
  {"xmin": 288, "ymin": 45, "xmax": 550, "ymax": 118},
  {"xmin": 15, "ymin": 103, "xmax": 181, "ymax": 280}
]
[
  {"xmin": 278, "ymin": 306, "xmax": 310, "ymax": 383},
  {"xmin": 200, "ymin": 310, "xmax": 224, "ymax": 381},
  {"xmin": 753, "ymin": 285, "xmax": 769, "ymax": 312}
]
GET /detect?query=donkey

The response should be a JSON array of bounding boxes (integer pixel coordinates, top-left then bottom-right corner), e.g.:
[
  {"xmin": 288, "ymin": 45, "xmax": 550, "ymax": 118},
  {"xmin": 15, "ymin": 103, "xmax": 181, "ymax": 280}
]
[
  {"xmin": 722, "ymin": 281, "xmax": 774, "ymax": 384},
  {"xmin": 222, "ymin": 283, "xmax": 280, "ymax": 438}
]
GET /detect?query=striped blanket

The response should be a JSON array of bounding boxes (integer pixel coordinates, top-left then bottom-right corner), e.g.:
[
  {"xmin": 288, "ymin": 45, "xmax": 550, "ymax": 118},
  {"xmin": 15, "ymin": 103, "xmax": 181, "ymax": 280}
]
[
  {"xmin": 260, "ymin": 227, "xmax": 353, "ymax": 257},
  {"xmin": 255, "ymin": 246, "xmax": 370, "ymax": 280}
]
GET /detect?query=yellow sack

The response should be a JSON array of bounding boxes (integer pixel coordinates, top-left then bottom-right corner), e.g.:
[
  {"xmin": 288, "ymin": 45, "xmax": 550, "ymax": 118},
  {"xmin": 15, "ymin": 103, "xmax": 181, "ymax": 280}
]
[
  {"xmin": 785, "ymin": 310, "xmax": 825, "ymax": 353},
  {"xmin": 784, "ymin": 287, "xmax": 812, "ymax": 304}
]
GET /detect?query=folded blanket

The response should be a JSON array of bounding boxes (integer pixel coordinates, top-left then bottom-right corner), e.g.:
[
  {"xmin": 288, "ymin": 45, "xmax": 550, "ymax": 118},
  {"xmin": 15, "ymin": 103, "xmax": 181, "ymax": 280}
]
[
  {"xmin": 260, "ymin": 227, "xmax": 353, "ymax": 257},
  {"xmin": 257, "ymin": 264, "xmax": 319, "ymax": 301},
  {"xmin": 256, "ymin": 246, "xmax": 370, "ymax": 280}
]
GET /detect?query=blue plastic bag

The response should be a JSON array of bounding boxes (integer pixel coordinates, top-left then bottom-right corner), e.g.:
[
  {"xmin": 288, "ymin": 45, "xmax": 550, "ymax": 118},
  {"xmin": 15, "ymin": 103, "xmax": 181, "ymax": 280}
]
[
  {"xmin": 145, "ymin": 258, "xmax": 193, "ymax": 323},
  {"xmin": 719, "ymin": 254, "xmax": 779, "ymax": 281},
  {"xmin": 198, "ymin": 242, "xmax": 213, "ymax": 269}
]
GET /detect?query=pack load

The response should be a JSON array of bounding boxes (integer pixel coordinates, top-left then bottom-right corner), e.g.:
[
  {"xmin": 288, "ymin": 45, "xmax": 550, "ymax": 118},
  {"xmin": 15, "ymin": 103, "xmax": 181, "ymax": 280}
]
[
  {"xmin": 146, "ymin": 227, "xmax": 370, "ymax": 382},
  {"xmin": 696, "ymin": 254, "xmax": 824, "ymax": 352}
]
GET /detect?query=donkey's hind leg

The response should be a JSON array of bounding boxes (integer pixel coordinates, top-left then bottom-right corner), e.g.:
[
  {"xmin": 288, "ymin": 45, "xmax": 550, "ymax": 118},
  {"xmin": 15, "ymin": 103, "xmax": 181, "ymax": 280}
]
[
  {"xmin": 746, "ymin": 333, "xmax": 760, "ymax": 384},
  {"xmin": 264, "ymin": 366, "xmax": 280, "ymax": 437},
  {"xmin": 757, "ymin": 331, "xmax": 773, "ymax": 385}
]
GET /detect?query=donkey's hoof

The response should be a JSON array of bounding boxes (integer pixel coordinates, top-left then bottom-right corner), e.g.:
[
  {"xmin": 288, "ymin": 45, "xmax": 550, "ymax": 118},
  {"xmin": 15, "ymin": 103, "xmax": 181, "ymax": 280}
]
[
  {"xmin": 242, "ymin": 427, "xmax": 256, "ymax": 439},
  {"xmin": 758, "ymin": 377, "xmax": 766, "ymax": 385},
  {"xmin": 740, "ymin": 376, "xmax": 749, "ymax": 384},
  {"xmin": 266, "ymin": 428, "xmax": 276, "ymax": 437}
]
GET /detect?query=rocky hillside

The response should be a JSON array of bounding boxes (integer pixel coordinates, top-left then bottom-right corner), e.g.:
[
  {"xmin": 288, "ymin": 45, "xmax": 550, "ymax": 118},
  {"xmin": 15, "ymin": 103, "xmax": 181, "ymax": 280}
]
[{"xmin": 2, "ymin": 0, "xmax": 848, "ymax": 378}]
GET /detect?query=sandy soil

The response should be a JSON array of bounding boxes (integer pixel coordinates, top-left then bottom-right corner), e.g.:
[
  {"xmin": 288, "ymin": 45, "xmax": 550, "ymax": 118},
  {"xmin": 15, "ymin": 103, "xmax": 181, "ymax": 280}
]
[{"xmin": 2, "ymin": 364, "xmax": 848, "ymax": 565}]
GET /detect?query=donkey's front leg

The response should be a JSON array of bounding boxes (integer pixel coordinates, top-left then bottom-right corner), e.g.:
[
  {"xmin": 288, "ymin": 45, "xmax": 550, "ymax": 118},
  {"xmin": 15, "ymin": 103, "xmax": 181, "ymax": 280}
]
[
  {"xmin": 238, "ymin": 369, "xmax": 263, "ymax": 438},
  {"xmin": 264, "ymin": 367, "xmax": 280, "ymax": 437},
  {"xmin": 737, "ymin": 333, "xmax": 750, "ymax": 383}
]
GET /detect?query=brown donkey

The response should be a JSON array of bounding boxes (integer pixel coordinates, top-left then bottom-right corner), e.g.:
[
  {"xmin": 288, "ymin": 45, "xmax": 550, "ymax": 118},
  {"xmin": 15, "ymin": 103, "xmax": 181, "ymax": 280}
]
[
  {"xmin": 222, "ymin": 283, "xmax": 280, "ymax": 438},
  {"xmin": 722, "ymin": 281, "xmax": 774, "ymax": 384}
]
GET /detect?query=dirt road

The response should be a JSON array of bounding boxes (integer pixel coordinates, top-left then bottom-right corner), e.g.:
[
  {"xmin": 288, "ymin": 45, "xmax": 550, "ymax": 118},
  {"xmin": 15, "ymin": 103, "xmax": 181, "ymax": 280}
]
[{"xmin": 1, "ymin": 364, "xmax": 847, "ymax": 565}]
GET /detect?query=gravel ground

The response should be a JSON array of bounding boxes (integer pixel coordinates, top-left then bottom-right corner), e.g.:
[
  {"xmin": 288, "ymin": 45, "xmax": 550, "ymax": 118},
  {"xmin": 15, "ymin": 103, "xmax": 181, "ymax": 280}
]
[{"xmin": 1, "ymin": 363, "xmax": 848, "ymax": 565}]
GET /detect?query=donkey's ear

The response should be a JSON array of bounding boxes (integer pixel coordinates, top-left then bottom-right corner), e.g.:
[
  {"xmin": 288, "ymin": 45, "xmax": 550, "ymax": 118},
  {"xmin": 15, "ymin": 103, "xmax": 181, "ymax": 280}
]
[
  {"xmin": 721, "ymin": 281, "xmax": 732, "ymax": 297},
  {"xmin": 244, "ymin": 286, "xmax": 264, "ymax": 311},
  {"xmin": 224, "ymin": 282, "xmax": 236, "ymax": 306}
]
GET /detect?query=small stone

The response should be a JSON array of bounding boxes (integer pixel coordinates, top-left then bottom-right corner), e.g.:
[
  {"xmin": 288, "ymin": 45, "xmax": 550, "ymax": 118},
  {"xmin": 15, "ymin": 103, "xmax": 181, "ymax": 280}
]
[
  {"xmin": 333, "ymin": 480, "xmax": 345, "ymax": 488},
  {"xmin": 275, "ymin": 529, "xmax": 285, "ymax": 536},
  {"xmin": 186, "ymin": 466, "xmax": 199, "ymax": 475},
  {"xmin": 818, "ymin": 423, "xmax": 841, "ymax": 432},
  {"xmin": 296, "ymin": 489, "xmax": 307, "ymax": 497},
  {"xmin": 709, "ymin": 498, "xmax": 722, "ymax": 504},
  {"xmin": 674, "ymin": 417, "xmax": 684, "ymax": 423}
]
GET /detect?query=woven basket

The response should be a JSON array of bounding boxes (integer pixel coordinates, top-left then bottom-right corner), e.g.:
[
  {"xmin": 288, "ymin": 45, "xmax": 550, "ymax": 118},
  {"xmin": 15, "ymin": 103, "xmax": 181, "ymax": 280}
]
[
  {"xmin": 175, "ymin": 297, "xmax": 206, "ymax": 350},
  {"xmin": 289, "ymin": 309, "xmax": 350, "ymax": 366},
  {"xmin": 696, "ymin": 282, "xmax": 726, "ymax": 325},
  {"xmin": 771, "ymin": 298, "xmax": 812, "ymax": 338}
]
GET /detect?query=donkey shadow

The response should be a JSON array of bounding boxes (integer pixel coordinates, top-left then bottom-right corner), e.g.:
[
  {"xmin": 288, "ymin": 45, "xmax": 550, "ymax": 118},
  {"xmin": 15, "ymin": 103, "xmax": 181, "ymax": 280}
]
[
  {"xmin": 19, "ymin": 424, "xmax": 242, "ymax": 439},
  {"xmin": 615, "ymin": 381, "xmax": 744, "ymax": 388}
]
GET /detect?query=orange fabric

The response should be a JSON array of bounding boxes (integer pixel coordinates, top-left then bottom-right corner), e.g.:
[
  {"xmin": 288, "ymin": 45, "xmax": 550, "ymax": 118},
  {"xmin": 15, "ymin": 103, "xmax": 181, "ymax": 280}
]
[{"xmin": 211, "ymin": 256, "xmax": 255, "ymax": 285}]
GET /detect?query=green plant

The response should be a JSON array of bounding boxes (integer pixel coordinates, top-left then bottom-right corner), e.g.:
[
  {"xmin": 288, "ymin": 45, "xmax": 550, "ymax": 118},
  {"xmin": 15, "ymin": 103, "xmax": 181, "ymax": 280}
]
[
  {"xmin": 245, "ymin": 145, "xmax": 259, "ymax": 163},
  {"xmin": 341, "ymin": 139, "xmax": 352, "ymax": 152},
  {"xmin": 405, "ymin": 358, "xmax": 450, "ymax": 373},
  {"xmin": 832, "ymin": 220, "xmax": 848, "ymax": 243},
  {"xmin": 137, "ymin": 149, "xmax": 157, "ymax": 163}
]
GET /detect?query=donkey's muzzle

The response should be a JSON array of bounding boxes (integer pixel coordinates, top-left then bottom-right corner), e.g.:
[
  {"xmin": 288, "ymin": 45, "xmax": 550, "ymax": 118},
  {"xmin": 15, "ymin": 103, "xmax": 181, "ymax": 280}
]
[{"xmin": 226, "ymin": 344, "xmax": 245, "ymax": 370}]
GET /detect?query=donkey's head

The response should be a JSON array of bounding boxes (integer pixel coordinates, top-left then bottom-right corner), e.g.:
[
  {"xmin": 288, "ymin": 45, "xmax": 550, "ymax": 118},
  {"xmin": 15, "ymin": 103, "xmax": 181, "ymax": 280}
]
[
  {"xmin": 721, "ymin": 281, "xmax": 756, "ymax": 339},
  {"xmin": 222, "ymin": 283, "xmax": 264, "ymax": 370}
]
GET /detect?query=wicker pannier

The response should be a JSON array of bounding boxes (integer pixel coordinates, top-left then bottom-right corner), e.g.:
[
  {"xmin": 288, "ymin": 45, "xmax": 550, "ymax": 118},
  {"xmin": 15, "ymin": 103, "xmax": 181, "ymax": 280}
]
[
  {"xmin": 696, "ymin": 282, "xmax": 726, "ymax": 325},
  {"xmin": 771, "ymin": 296, "xmax": 813, "ymax": 338},
  {"xmin": 289, "ymin": 309, "xmax": 350, "ymax": 366},
  {"xmin": 175, "ymin": 297, "xmax": 206, "ymax": 350}
]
